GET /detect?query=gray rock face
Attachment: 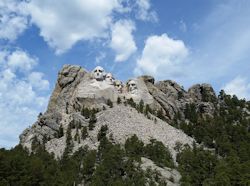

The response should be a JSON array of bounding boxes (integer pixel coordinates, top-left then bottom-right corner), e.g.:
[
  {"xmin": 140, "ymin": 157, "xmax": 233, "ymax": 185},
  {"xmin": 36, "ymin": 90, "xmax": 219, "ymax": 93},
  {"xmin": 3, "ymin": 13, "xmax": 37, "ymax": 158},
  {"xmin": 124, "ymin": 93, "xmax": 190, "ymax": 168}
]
[
  {"xmin": 156, "ymin": 80, "xmax": 187, "ymax": 100},
  {"xmin": 19, "ymin": 65, "xmax": 219, "ymax": 183},
  {"xmin": 47, "ymin": 64, "xmax": 87, "ymax": 114},
  {"xmin": 188, "ymin": 83, "xmax": 216, "ymax": 103}
]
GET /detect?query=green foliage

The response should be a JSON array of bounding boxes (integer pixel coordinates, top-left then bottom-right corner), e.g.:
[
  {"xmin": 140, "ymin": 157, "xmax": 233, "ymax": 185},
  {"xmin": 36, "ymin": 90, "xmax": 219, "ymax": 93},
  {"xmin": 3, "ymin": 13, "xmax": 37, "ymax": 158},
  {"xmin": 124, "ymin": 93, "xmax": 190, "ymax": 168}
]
[
  {"xmin": 97, "ymin": 125, "xmax": 108, "ymax": 141},
  {"xmin": 0, "ymin": 145, "xmax": 83, "ymax": 186},
  {"xmin": 0, "ymin": 135, "xmax": 175, "ymax": 185},
  {"xmin": 144, "ymin": 139, "xmax": 174, "ymax": 168},
  {"xmin": 177, "ymin": 145, "xmax": 218, "ymax": 185},
  {"xmin": 184, "ymin": 103, "xmax": 198, "ymax": 123},
  {"xmin": 81, "ymin": 107, "xmax": 90, "ymax": 119},
  {"xmin": 81, "ymin": 126, "xmax": 88, "ymax": 140},
  {"xmin": 201, "ymin": 87, "xmax": 216, "ymax": 103},
  {"xmin": 138, "ymin": 99, "xmax": 144, "ymax": 113},
  {"xmin": 63, "ymin": 124, "xmax": 73, "ymax": 158},
  {"xmin": 88, "ymin": 113, "xmax": 97, "ymax": 130},
  {"xmin": 92, "ymin": 137, "xmax": 147, "ymax": 186},
  {"xmin": 127, "ymin": 98, "xmax": 136, "ymax": 108},
  {"xmin": 177, "ymin": 92, "xmax": 250, "ymax": 185},
  {"xmin": 82, "ymin": 150, "xmax": 97, "ymax": 182},
  {"xmin": 144, "ymin": 104, "xmax": 151, "ymax": 116},
  {"xmin": 125, "ymin": 136, "xmax": 174, "ymax": 168},
  {"xmin": 125, "ymin": 135, "xmax": 144, "ymax": 160},
  {"xmin": 58, "ymin": 125, "xmax": 64, "ymax": 138},
  {"xmin": 117, "ymin": 97, "xmax": 121, "ymax": 104},
  {"xmin": 107, "ymin": 99, "xmax": 113, "ymax": 108}
]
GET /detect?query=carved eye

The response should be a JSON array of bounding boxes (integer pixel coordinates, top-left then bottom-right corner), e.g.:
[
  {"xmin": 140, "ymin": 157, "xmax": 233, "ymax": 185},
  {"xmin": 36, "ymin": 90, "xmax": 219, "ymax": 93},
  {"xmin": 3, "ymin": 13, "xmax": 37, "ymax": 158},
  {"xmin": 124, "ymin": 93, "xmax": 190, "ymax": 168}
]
[{"xmin": 94, "ymin": 70, "xmax": 97, "ymax": 73}]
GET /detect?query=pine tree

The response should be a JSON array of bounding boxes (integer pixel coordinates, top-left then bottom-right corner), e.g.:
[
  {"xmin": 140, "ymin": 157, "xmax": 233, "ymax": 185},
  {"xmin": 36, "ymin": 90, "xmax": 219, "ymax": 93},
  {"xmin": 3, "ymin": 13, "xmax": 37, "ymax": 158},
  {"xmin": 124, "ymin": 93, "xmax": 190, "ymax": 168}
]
[
  {"xmin": 58, "ymin": 125, "xmax": 64, "ymax": 138},
  {"xmin": 88, "ymin": 113, "xmax": 97, "ymax": 130},
  {"xmin": 97, "ymin": 125, "xmax": 108, "ymax": 141},
  {"xmin": 107, "ymin": 99, "xmax": 113, "ymax": 108},
  {"xmin": 138, "ymin": 99, "xmax": 144, "ymax": 113},
  {"xmin": 81, "ymin": 126, "xmax": 88, "ymax": 140},
  {"xmin": 117, "ymin": 97, "xmax": 121, "ymax": 104}
]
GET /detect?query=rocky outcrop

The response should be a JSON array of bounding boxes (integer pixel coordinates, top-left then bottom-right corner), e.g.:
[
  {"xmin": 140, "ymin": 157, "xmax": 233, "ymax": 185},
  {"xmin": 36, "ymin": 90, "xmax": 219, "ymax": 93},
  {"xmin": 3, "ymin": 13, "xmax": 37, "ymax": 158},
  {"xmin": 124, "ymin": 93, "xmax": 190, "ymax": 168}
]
[
  {"xmin": 19, "ymin": 64, "xmax": 226, "ymax": 185},
  {"xmin": 47, "ymin": 65, "xmax": 87, "ymax": 114},
  {"xmin": 188, "ymin": 83, "xmax": 216, "ymax": 103},
  {"xmin": 20, "ymin": 65, "xmax": 218, "ymax": 162}
]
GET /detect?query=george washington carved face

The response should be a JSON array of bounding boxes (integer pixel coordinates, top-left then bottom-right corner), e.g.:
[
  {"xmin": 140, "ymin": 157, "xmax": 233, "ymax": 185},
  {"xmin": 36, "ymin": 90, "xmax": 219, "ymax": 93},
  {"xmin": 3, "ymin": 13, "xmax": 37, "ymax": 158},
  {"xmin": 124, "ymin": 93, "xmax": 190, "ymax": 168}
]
[{"xmin": 92, "ymin": 66, "xmax": 105, "ymax": 81}]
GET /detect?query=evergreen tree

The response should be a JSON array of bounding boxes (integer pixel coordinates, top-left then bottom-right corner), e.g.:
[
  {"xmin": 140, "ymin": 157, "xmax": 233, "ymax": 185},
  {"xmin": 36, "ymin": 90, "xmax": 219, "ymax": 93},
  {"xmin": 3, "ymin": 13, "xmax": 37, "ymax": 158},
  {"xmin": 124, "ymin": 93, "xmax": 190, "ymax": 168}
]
[
  {"xmin": 58, "ymin": 125, "xmax": 64, "ymax": 138},
  {"xmin": 81, "ymin": 126, "xmax": 88, "ymax": 140},
  {"xmin": 138, "ymin": 99, "xmax": 144, "ymax": 113},
  {"xmin": 88, "ymin": 113, "xmax": 97, "ymax": 130},
  {"xmin": 107, "ymin": 99, "xmax": 113, "ymax": 108},
  {"xmin": 97, "ymin": 125, "xmax": 108, "ymax": 141},
  {"xmin": 125, "ymin": 135, "xmax": 144, "ymax": 161},
  {"xmin": 117, "ymin": 97, "xmax": 121, "ymax": 104}
]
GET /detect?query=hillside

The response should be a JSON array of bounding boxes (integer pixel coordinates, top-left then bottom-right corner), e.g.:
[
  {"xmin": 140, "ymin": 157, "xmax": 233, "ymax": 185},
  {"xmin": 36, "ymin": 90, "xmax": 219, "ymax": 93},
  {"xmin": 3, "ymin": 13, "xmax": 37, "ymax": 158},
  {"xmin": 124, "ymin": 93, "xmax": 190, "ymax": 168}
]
[{"xmin": 0, "ymin": 65, "xmax": 250, "ymax": 185}]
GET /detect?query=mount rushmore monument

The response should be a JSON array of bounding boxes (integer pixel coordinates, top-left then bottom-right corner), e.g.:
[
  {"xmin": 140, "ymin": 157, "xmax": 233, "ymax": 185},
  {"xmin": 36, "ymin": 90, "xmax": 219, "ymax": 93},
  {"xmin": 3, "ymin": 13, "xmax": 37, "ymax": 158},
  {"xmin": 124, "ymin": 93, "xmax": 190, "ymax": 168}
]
[
  {"xmin": 76, "ymin": 65, "xmax": 154, "ymax": 105},
  {"xmin": 20, "ymin": 64, "xmax": 218, "ymax": 155}
]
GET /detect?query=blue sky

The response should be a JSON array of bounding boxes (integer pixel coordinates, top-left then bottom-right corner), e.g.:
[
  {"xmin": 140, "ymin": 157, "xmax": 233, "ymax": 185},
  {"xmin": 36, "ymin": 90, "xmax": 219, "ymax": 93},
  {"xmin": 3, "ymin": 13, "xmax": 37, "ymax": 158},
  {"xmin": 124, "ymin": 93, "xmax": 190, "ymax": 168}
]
[{"xmin": 0, "ymin": 0, "xmax": 250, "ymax": 148}]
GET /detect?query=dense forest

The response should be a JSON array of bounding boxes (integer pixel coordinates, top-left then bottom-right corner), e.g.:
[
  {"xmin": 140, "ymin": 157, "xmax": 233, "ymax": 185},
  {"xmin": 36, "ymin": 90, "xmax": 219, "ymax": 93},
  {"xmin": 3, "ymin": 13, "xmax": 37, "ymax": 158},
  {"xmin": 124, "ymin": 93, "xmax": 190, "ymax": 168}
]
[
  {"xmin": 0, "ymin": 91, "xmax": 250, "ymax": 185},
  {"xmin": 0, "ymin": 134, "xmax": 173, "ymax": 185},
  {"xmin": 175, "ymin": 90, "xmax": 250, "ymax": 185}
]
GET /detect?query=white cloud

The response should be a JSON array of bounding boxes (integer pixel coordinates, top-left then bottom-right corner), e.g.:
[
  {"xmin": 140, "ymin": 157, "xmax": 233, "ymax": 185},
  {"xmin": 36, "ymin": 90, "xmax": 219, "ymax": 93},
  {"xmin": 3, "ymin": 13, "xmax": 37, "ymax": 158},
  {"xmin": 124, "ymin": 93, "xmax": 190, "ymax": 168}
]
[
  {"xmin": 135, "ymin": 0, "xmax": 157, "ymax": 22},
  {"xmin": 7, "ymin": 50, "xmax": 37, "ymax": 72},
  {"xmin": 110, "ymin": 20, "xmax": 137, "ymax": 62},
  {"xmin": 95, "ymin": 52, "xmax": 106, "ymax": 64},
  {"xmin": 134, "ymin": 34, "xmax": 188, "ymax": 79},
  {"xmin": 223, "ymin": 76, "xmax": 250, "ymax": 100},
  {"xmin": 28, "ymin": 72, "xmax": 50, "ymax": 91},
  {"xmin": 27, "ymin": 0, "xmax": 122, "ymax": 54},
  {"xmin": 0, "ymin": 0, "xmax": 28, "ymax": 40},
  {"xmin": 0, "ymin": 50, "xmax": 49, "ymax": 149}
]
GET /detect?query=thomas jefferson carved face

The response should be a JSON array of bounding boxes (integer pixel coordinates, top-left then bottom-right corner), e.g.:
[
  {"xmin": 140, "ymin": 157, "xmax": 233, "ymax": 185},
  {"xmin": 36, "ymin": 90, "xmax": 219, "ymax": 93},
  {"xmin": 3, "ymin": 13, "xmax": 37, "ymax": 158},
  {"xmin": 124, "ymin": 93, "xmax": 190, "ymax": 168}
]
[
  {"xmin": 93, "ymin": 66, "xmax": 105, "ymax": 81},
  {"xmin": 105, "ymin": 73, "xmax": 114, "ymax": 84}
]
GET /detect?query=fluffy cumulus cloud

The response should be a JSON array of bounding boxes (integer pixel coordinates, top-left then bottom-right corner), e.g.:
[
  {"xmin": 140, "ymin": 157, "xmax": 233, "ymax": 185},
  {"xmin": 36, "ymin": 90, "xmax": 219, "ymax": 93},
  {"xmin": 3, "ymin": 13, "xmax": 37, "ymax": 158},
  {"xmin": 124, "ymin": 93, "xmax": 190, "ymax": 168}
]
[
  {"xmin": 7, "ymin": 50, "xmax": 37, "ymax": 72},
  {"xmin": 135, "ymin": 0, "xmax": 157, "ymax": 22},
  {"xmin": 0, "ymin": 50, "xmax": 49, "ymax": 148},
  {"xmin": 27, "ymin": 0, "xmax": 122, "ymax": 54},
  {"xmin": 134, "ymin": 34, "xmax": 188, "ymax": 79},
  {"xmin": 0, "ymin": 0, "xmax": 28, "ymax": 40},
  {"xmin": 110, "ymin": 19, "xmax": 137, "ymax": 62},
  {"xmin": 0, "ymin": 0, "xmax": 157, "ymax": 57},
  {"xmin": 223, "ymin": 76, "xmax": 250, "ymax": 100}
]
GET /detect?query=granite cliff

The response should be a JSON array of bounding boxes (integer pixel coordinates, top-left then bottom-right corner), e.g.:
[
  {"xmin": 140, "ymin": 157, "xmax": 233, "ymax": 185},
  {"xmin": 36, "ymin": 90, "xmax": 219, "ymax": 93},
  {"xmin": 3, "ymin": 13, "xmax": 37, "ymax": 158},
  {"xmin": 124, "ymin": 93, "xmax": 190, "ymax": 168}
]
[{"xmin": 19, "ymin": 64, "xmax": 220, "ymax": 185}]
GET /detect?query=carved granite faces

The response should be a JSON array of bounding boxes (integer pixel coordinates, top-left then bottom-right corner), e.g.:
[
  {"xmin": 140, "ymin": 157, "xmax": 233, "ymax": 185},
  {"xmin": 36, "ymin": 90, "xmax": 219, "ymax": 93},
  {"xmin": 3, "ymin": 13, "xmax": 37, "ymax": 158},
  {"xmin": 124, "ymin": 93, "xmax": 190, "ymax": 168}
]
[
  {"xmin": 105, "ymin": 73, "xmax": 114, "ymax": 85},
  {"xmin": 114, "ymin": 80, "xmax": 123, "ymax": 93},
  {"xmin": 92, "ymin": 66, "xmax": 105, "ymax": 81},
  {"xmin": 127, "ymin": 79, "xmax": 138, "ymax": 94}
]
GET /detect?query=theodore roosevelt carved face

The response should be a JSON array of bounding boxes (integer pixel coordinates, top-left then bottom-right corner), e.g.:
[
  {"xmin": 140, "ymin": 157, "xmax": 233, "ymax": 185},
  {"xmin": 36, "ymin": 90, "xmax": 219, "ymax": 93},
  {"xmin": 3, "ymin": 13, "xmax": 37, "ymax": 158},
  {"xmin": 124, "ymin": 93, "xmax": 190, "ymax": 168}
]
[{"xmin": 114, "ymin": 80, "xmax": 123, "ymax": 93}]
